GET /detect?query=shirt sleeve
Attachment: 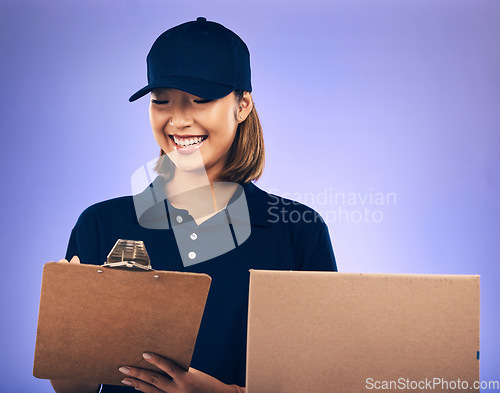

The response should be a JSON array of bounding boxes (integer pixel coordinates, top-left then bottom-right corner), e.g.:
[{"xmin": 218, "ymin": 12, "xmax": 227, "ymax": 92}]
[
  {"xmin": 64, "ymin": 208, "xmax": 104, "ymax": 392},
  {"xmin": 296, "ymin": 222, "xmax": 338, "ymax": 272},
  {"xmin": 65, "ymin": 206, "xmax": 102, "ymax": 266}
]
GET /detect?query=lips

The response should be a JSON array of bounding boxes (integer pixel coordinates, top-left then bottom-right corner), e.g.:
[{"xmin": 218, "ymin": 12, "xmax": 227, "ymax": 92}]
[{"xmin": 168, "ymin": 134, "xmax": 208, "ymax": 154}]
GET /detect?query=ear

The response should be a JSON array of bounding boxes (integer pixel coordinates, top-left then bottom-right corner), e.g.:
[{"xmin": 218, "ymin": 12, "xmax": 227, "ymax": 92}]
[{"xmin": 237, "ymin": 92, "xmax": 254, "ymax": 123}]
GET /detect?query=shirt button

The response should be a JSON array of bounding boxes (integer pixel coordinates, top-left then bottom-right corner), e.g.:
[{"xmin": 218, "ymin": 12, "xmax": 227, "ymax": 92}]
[
  {"xmin": 176, "ymin": 215, "xmax": 183, "ymax": 223},
  {"xmin": 188, "ymin": 251, "xmax": 196, "ymax": 260},
  {"xmin": 190, "ymin": 233, "xmax": 198, "ymax": 240}
]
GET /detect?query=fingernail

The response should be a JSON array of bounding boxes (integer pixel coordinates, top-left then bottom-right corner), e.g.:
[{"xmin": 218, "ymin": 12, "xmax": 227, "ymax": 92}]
[
  {"xmin": 119, "ymin": 366, "xmax": 130, "ymax": 374},
  {"xmin": 121, "ymin": 379, "xmax": 132, "ymax": 385},
  {"xmin": 143, "ymin": 353, "xmax": 152, "ymax": 360}
]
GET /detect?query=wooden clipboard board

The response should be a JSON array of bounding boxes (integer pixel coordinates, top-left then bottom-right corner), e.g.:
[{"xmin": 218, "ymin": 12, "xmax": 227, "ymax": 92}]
[{"xmin": 33, "ymin": 262, "xmax": 211, "ymax": 385}]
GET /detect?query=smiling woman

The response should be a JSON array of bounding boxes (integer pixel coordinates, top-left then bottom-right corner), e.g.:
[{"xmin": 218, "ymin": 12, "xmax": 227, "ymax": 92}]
[{"xmin": 53, "ymin": 16, "xmax": 337, "ymax": 393}]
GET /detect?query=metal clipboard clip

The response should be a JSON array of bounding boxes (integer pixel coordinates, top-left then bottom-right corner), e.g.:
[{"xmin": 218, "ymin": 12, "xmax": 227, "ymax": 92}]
[{"xmin": 102, "ymin": 239, "xmax": 153, "ymax": 270}]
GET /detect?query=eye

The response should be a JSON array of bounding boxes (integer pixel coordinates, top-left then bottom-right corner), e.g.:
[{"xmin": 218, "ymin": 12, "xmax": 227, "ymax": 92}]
[
  {"xmin": 194, "ymin": 99, "xmax": 212, "ymax": 104},
  {"xmin": 151, "ymin": 99, "xmax": 169, "ymax": 105}
]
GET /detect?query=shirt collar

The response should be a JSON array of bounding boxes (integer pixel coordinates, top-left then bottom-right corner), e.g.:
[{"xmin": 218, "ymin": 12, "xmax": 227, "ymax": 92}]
[{"xmin": 134, "ymin": 177, "xmax": 270, "ymax": 229}]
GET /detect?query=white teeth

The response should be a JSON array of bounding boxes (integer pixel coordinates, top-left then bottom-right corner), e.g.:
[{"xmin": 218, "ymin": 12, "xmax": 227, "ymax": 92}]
[{"xmin": 172, "ymin": 135, "xmax": 205, "ymax": 147}]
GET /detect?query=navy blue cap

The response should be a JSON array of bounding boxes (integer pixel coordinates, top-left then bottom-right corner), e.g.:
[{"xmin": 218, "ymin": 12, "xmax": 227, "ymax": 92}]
[{"xmin": 129, "ymin": 17, "xmax": 252, "ymax": 102}]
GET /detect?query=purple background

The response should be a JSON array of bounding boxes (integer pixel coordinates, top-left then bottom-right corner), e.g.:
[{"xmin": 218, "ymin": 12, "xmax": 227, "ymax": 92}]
[{"xmin": 1, "ymin": 0, "xmax": 499, "ymax": 391}]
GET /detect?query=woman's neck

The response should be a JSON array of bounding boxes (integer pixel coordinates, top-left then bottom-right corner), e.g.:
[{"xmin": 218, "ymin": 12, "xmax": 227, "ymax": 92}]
[
  {"xmin": 165, "ymin": 169, "xmax": 212, "ymax": 199},
  {"xmin": 164, "ymin": 168, "xmax": 238, "ymax": 224}
]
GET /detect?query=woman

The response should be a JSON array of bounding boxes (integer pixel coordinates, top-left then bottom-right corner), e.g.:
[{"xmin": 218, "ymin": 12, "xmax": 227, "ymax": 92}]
[{"xmin": 51, "ymin": 17, "xmax": 337, "ymax": 393}]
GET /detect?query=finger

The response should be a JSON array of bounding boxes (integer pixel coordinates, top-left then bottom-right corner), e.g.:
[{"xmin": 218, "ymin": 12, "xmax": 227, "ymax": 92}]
[
  {"xmin": 119, "ymin": 366, "xmax": 174, "ymax": 392},
  {"xmin": 143, "ymin": 353, "xmax": 184, "ymax": 381},
  {"xmin": 58, "ymin": 259, "xmax": 69, "ymax": 263},
  {"xmin": 69, "ymin": 255, "xmax": 80, "ymax": 264},
  {"xmin": 121, "ymin": 377, "xmax": 164, "ymax": 393}
]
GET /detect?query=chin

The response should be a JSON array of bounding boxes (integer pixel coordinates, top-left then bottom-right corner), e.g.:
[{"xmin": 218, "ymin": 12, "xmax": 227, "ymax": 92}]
[
  {"xmin": 176, "ymin": 164, "xmax": 207, "ymax": 173},
  {"xmin": 167, "ymin": 149, "xmax": 207, "ymax": 173}
]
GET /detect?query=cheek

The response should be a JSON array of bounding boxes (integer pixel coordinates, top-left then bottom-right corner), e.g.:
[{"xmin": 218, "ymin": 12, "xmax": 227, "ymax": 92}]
[
  {"xmin": 207, "ymin": 106, "xmax": 239, "ymax": 142},
  {"xmin": 149, "ymin": 111, "xmax": 162, "ymax": 132},
  {"xmin": 149, "ymin": 111, "xmax": 171, "ymax": 149},
  {"xmin": 207, "ymin": 121, "xmax": 237, "ymax": 147},
  {"xmin": 151, "ymin": 122, "xmax": 164, "ymax": 142},
  {"xmin": 223, "ymin": 115, "xmax": 239, "ymax": 144}
]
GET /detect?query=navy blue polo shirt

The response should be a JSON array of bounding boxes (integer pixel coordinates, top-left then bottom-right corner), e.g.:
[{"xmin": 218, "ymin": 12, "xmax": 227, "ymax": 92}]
[{"xmin": 65, "ymin": 179, "xmax": 337, "ymax": 391}]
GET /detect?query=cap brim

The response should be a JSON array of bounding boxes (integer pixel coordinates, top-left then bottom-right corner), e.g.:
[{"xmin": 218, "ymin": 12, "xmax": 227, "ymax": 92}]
[{"xmin": 129, "ymin": 76, "xmax": 235, "ymax": 102}]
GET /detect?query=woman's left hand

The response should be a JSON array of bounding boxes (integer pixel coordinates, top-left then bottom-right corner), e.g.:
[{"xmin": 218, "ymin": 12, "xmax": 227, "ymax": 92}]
[{"xmin": 119, "ymin": 353, "xmax": 237, "ymax": 393}]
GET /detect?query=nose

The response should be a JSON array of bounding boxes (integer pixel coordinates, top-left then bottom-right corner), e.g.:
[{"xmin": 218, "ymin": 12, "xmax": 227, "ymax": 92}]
[{"xmin": 170, "ymin": 108, "xmax": 194, "ymax": 129}]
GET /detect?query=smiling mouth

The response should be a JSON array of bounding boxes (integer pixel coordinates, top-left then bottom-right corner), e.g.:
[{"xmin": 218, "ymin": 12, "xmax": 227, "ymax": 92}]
[{"xmin": 169, "ymin": 135, "xmax": 208, "ymax": 148}]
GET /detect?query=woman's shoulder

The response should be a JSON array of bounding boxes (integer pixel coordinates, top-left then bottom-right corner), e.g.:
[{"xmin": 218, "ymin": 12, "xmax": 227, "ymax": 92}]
[
  {"xmin": 74, "ymin": 195, "xmax": 136, "ymax": 227},
  {"xmin": 247, "ymin": 182, "xmax": 337, "ymax": 271},
  {"xmin": 79, "ymin": 195, "xmax": 134, "ymax": 214},
  {"xmin": 245, "ymin": 182, "xmax": 327, "ymax": 229}
]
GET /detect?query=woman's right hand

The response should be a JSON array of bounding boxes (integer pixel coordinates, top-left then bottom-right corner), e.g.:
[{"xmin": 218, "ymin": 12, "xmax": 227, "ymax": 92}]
[{"xmin": 50, "ymin": 255, "xmax": 100, "ymax": 393}]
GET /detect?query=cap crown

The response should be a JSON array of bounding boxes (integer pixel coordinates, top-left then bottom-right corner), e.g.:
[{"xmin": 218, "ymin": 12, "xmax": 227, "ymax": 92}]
[{"xmin": 129, "ymin": 17, "xmax": 251, "ymax": 101}]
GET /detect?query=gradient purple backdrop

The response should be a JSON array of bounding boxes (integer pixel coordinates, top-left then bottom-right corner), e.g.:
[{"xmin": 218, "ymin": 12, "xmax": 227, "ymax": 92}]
[{"xmin": 1, "ymin": 0, "xmax": 499, "ymax": 391}]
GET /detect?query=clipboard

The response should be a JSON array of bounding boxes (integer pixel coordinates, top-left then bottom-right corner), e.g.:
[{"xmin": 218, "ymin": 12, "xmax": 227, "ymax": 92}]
[{"xmin": 33, "ymin": 255, "xmax": 211, "ymax": 385}]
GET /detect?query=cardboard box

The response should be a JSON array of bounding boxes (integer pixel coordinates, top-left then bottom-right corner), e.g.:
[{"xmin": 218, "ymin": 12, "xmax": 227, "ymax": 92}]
[{"xmin": 246, "ymin": 271, "xmax": 480, "ymax": 393}]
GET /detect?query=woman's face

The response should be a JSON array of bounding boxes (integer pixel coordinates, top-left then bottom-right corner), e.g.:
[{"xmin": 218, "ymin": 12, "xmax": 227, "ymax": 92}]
[{"xmin": 149, "ymin": 88, "xmax": 247, "ymax": 181}]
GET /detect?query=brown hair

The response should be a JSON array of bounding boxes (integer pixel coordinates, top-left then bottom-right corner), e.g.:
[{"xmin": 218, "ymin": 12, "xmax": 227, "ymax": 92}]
[{"xmin": 154, "ymin": 90, "xmax": 265, "ymax": 184}]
